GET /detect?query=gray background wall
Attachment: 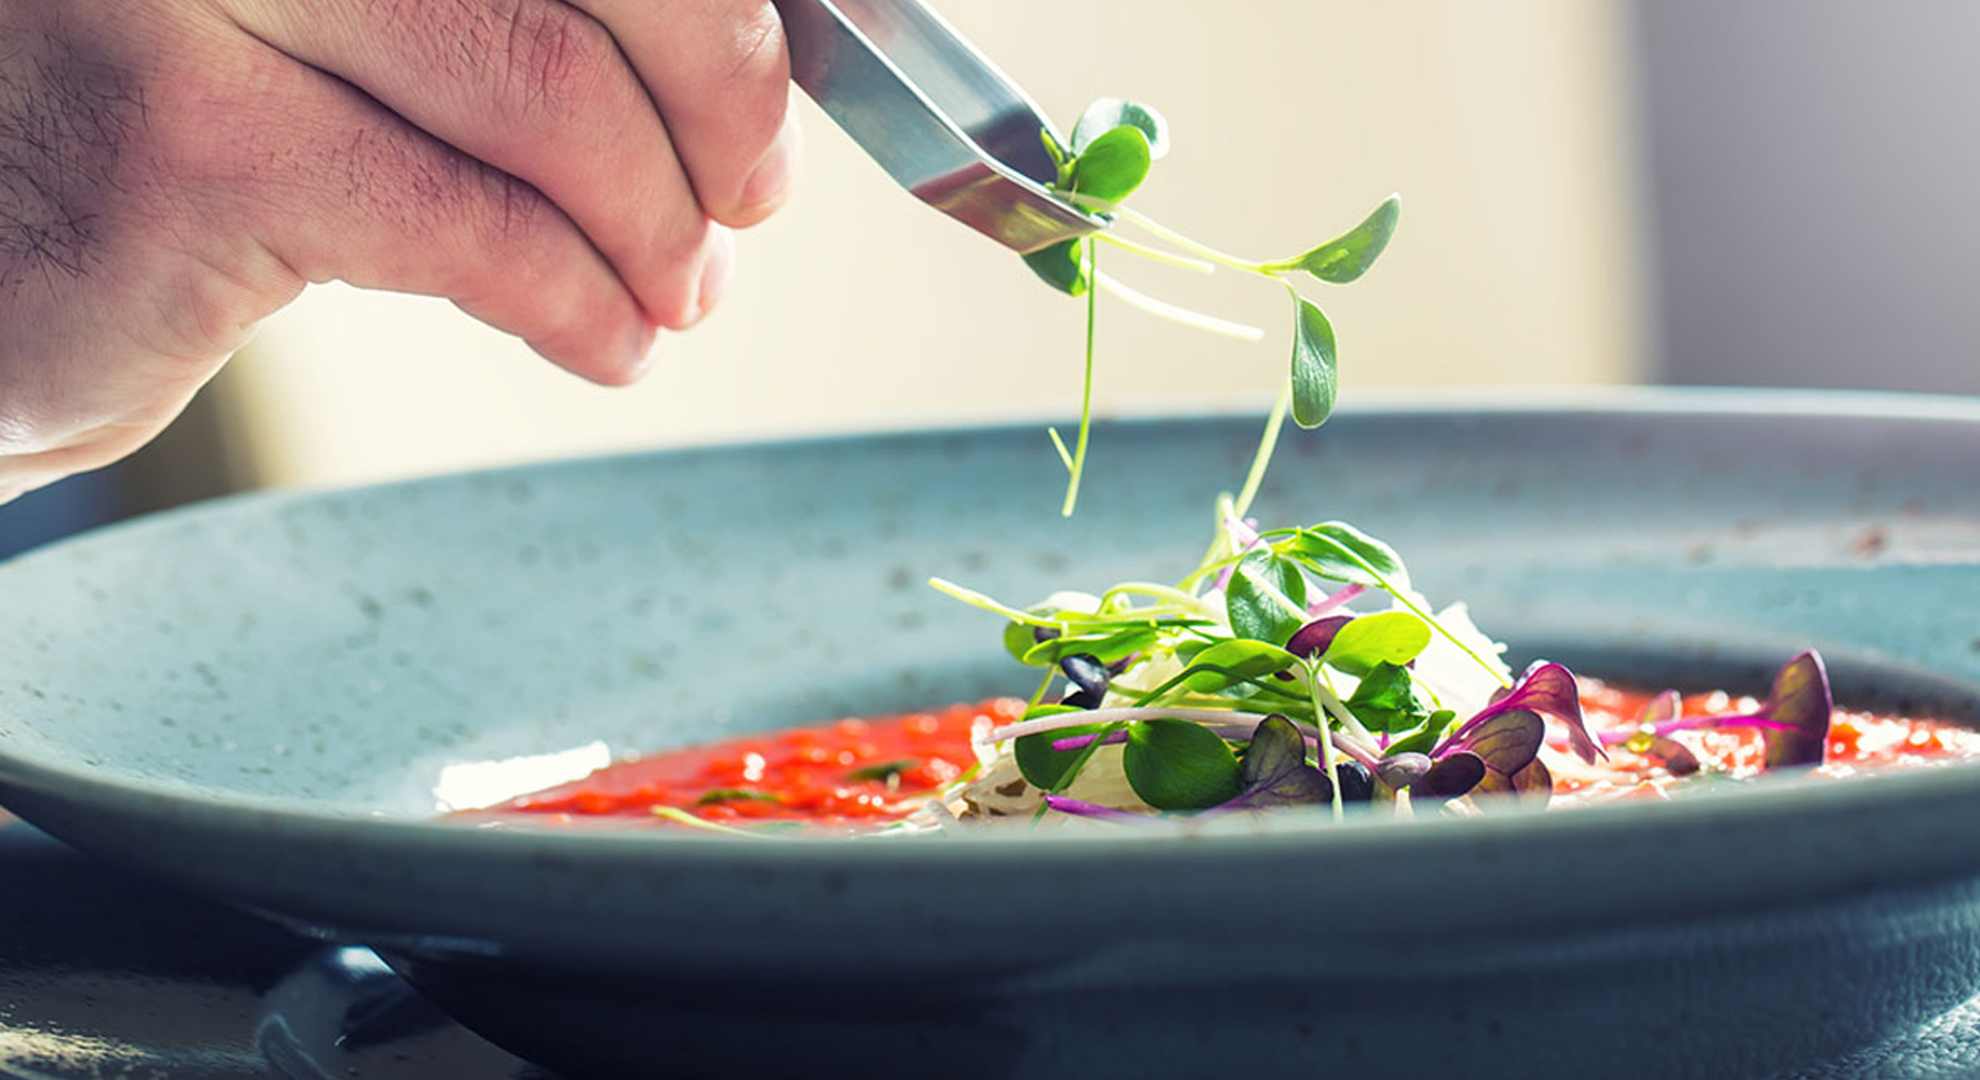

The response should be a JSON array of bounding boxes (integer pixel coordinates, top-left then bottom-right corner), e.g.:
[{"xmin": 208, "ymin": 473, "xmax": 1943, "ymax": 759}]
[{"xmin": 1635, "ymin": 0, "xmax": 1980, "ymax": 393}]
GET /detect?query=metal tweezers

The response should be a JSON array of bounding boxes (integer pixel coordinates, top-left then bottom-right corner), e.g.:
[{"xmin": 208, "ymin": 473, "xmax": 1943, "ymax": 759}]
[{"xmin": 773, "ymin": 0, "xmax": 1108, "ymax": 253}]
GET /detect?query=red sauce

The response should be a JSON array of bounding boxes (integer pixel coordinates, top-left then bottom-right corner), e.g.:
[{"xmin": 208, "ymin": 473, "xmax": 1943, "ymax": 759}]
[
  {"xmin": 473, "ymin": 698, "xmax": 1024, "ymax": 829},
  {"xmin": 467, "ymin": 688, "xmax": 1977, "ymax": 830}
]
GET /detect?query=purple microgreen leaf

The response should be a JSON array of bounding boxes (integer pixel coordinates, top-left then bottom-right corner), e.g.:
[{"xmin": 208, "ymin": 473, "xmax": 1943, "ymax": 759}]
[
  {"xmin": 1221, "ymin": 714, "xmax": 1333, "ymax": 810},
  {"xmin": 1444, "ymin": 661, "xmax": 1605, "ymax": 764},
  {"xmin": 1044, "ymin": 794, "xmax": 1149, "ymax": 824},
  {"xmin": 1511, "ymin": 757, "xmax": 1553, "ymax": 802},
  {"xmin": 1287, "ymin": 615, "xmax": 1353, "ymax": 659},
  {"xmin": 1595, "ymin": 653, "xmax": 1832, "ymax": 771},
  {"xmin": 1442, "ymin": 709, "xmax": 1544, "ymax": 778},
  {"xmin": 1759, "ymin": 650, "xmax": 1833, "ymax": 768},
  {"xmin": 1649, "ymin": 737, "xmax": 1700, "ymax": 776},
  {"xmin": 1415, "ymin": 751, "xmax": 1486, "ymax": 800},
  {"xmin": 1375, "ymin": 752, "xmax": 1432, "ymax": 790},
  {"xmin": 1637, "ymin": 689, "xmax": 1683, "ymax": 727},
  {"xmin": 1472, "ymin": 756, "xmax": 1554, "ymax": 808}
]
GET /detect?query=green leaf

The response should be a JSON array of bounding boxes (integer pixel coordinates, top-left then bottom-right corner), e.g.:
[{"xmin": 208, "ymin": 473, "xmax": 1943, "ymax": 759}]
[
  {"xmin": 1069, "ymin": 126, "xmax": 1152, "ymax": 203},
  {"xmin": 1384, "ymin": 709, "xmax": 1456, "ymax": 757},
  {"xmin": 1015, "ymin": 722, "xmax": 1108, "ymax": 790},
  {"xmin": 847, "ymin": 759, "xmax": 919, "ymax": 783},
  {"xmin": 1283, "ymin": 521, "xmax": 1411, "ymax": 590},
  {"xmin": 1122, "ymin": 719, "xmax": 1243, "ymax": 810},
  {"xmin": 1021, "ymin": 625, "xmax": 1161, "ymax": 666},
  {"xmin": 1289, "ymin": 296, "xmax": 1337, "ymax": 429},
  {"xmin": 1343, "ymin": 662, "xmax": 1431, "ymax": 733},
  {"xmin": 1180, "ymin": 639, "xmax": 1298, "ymax": 691},
  {"xmin": 695, "ymin": 788, "xmax": 782, "ymax": 806},
  {"xmin": 1320, "ymin": 611, "xmax": 1430, "ymax": 675},
  {"xmin": 1070, "ymin": 98, "xmax": 1171, "ymax": 159},
  {"xmin": 1322, "ymin": 612, "xmax": 1430, "ymax": 675},
  {"xmin": 1265, "ymin": 194, "xmax": 1401, "ymax": 283},
  {"xmin": 1022, "ymin": 238, "xmax": 1090, "ymax": 296},
  {"xmin": 1004, "ymin": 619, "xmax": 1045, "ymax": 663},
  {"xmin": 1225, "ymin": 550, "xmax": 1308, "ymax": 645}
]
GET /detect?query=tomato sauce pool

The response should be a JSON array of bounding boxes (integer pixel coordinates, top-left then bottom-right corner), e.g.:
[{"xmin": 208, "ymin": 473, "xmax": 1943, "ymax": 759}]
[
  {"xmin": 465, "ymin": 690, "xmax": 1978, "ymax": 830},
  {"xmin": 473, "ymin": 699, "xmax": 1025, "ymax": 829}
]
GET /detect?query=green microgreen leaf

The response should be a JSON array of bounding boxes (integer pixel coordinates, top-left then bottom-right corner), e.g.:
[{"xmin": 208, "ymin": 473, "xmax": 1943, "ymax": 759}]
[
  {"xmin": 1281, "ymin": 521, "xmax": 1411, "ymax": 591},
  {"xmin": 1320, "ymin": 611, "xmax": 1431, "ymax": 676},
  {"xmin": 1342, "ymin": 661, "xmax": 1432, "ymax": 733},
  {"xmin": 1225, "ymin": 550, "xmax": 1308, "ymax": 645},
  {"xmin": 1021, "ymin": 625, "xmax": 1161, "ymax": 666},
  {"xmin": 1069, "ymin": 126, "xmax": 1153, "ymax": 203},
  {"xmin": 847, "ymin": 759, "xmax": 919, "ymax": 783},
  {"xmin": 1014, "ymin": 723, "xmax": 1106, "ymax": 790},
  {"xmin": 1121, "ymin": 719, "xmax": 1243, "ymax": 810},
  {"xmin": 1004, "ymin": 620, "xmax": 1049, "ymax": 663},
  {"xmin": 1289, "ymin": 295, "xmax": 1338, "ymax": 429},
  {"xmin": 1070, "ymin": 98, "xmax": 1171, "ymax": 159},
  {"xmin": 1179, "ymin": 639, "xmax": 1298, "ymax": 691},
  {"xmin": 1265, "ymin": 194, "xmax": 1401, "ymax": 283},
  {"xmin": 1383, "ymin": 709, "xmax": 1456, "ymax": 757},
  {"xmin": 695, "ymin": 788, "xmax": 782, "ymax": 806},
  {"xmin": 1022, "ymin": 238, "xmax": 1090, "ymax": 296}
]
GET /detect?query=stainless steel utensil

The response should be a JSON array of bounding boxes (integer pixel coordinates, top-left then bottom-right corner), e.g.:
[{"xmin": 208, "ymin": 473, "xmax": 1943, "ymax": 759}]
[{"xmin": 773, "ymin": 0, "xmax": 1106, "ymax": 253}]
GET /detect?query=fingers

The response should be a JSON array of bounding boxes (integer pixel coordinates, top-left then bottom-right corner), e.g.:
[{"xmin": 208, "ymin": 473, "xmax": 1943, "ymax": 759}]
[
  {"xmin": 174, "ymin": 43, "xmax": 661, "ymax": 384},
  {"xmin": 569, "ymin": 0, "xmax": 797, "ymax": 226},
  {"xmin": 220, "ymin": 0, "xmax": 728, "ymax": 330}
]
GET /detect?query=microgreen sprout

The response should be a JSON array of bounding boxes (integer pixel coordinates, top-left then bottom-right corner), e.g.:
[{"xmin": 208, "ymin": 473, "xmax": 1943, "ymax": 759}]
[
  {"xmin": 1025, "ymin": 98, "xmax": 1401, "ymax": 515},
  {"xmin": 933, "ymin": 498, "xmax": 1839, "ymax": 824}
]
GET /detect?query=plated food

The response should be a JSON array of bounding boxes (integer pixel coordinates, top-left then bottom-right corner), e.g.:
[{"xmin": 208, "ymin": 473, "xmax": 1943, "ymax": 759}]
[{"xmin": 478, "ymin": 510, "xmax": 1980, "ymax": 835}]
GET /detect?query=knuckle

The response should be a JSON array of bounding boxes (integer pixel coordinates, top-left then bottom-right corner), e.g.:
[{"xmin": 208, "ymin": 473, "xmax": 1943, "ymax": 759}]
[
  {"xmin": 487, "ymin": 0, "xmax": 617, "ymax": 125},
  {"xmin": 714, "ymin": 3, "xmax": 789, "ymax": 94},
  {"xmin": 473, "ymin": 167, "xmax": 550, "ymax": 247}
]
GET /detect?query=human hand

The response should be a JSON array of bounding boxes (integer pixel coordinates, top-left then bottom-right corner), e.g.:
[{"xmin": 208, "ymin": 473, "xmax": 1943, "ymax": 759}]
[{"xmin": 0, "ymin": 0, "xmax": 797, "ymax": 502}]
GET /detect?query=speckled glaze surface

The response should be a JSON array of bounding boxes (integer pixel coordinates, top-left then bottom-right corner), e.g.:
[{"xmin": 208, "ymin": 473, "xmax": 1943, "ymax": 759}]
[{"xmin": 3, "ymin": 388, "xmax": 1980, "ymax": 1079}]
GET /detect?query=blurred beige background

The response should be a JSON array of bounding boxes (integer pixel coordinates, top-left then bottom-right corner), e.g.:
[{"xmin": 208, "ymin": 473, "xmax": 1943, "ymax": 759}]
[{"xmin": 208, "ymin": 0, "xmax": 1648, "ymax": 489}]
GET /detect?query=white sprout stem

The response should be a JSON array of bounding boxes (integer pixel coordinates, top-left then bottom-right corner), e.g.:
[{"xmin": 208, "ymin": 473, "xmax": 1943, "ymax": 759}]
[
  {"xmin": 1094, "ymin": 272, "xmax": 1266, "ymax": 341},
  {"xmin": 1097, "ymin": 582, "xmax": 1220, "ymax": 619},
  {"xmin": 1314, "ymin": 667, "xmax": 1377, "ymax": 747},
  {"xmin": 1302, "ymin": 665, "xmax": 1345, "ymax": 821},
  {"xmin": 1095, "ymin": 202, "xmax": 1272, "ymax": 277},
  {"xmin": 1232, "ymin": 381, "xmax": 1292, "ymax": 520},
  {"xmin": 1094, "ymin": 231, "xmax": 1216, "ymax": 274},
  {"xmin": 927, "ymin": 577, "xmax": 1055, "ymax": 626}
]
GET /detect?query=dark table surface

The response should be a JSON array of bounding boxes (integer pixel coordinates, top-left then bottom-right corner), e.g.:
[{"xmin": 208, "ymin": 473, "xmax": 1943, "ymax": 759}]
[
  {"xmin": 0, "ymin": 809, "xmax": 547, "ymax": 1079},
  {"xmin": 5, "ymin": 806, "xmax": 1980, "ymax": 1080}
]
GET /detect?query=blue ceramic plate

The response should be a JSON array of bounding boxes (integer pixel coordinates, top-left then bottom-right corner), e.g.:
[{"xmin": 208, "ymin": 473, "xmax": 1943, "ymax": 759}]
[{"xmin": 3, "ymin": 389, "xmax": 1980, "ymax": 1080}]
